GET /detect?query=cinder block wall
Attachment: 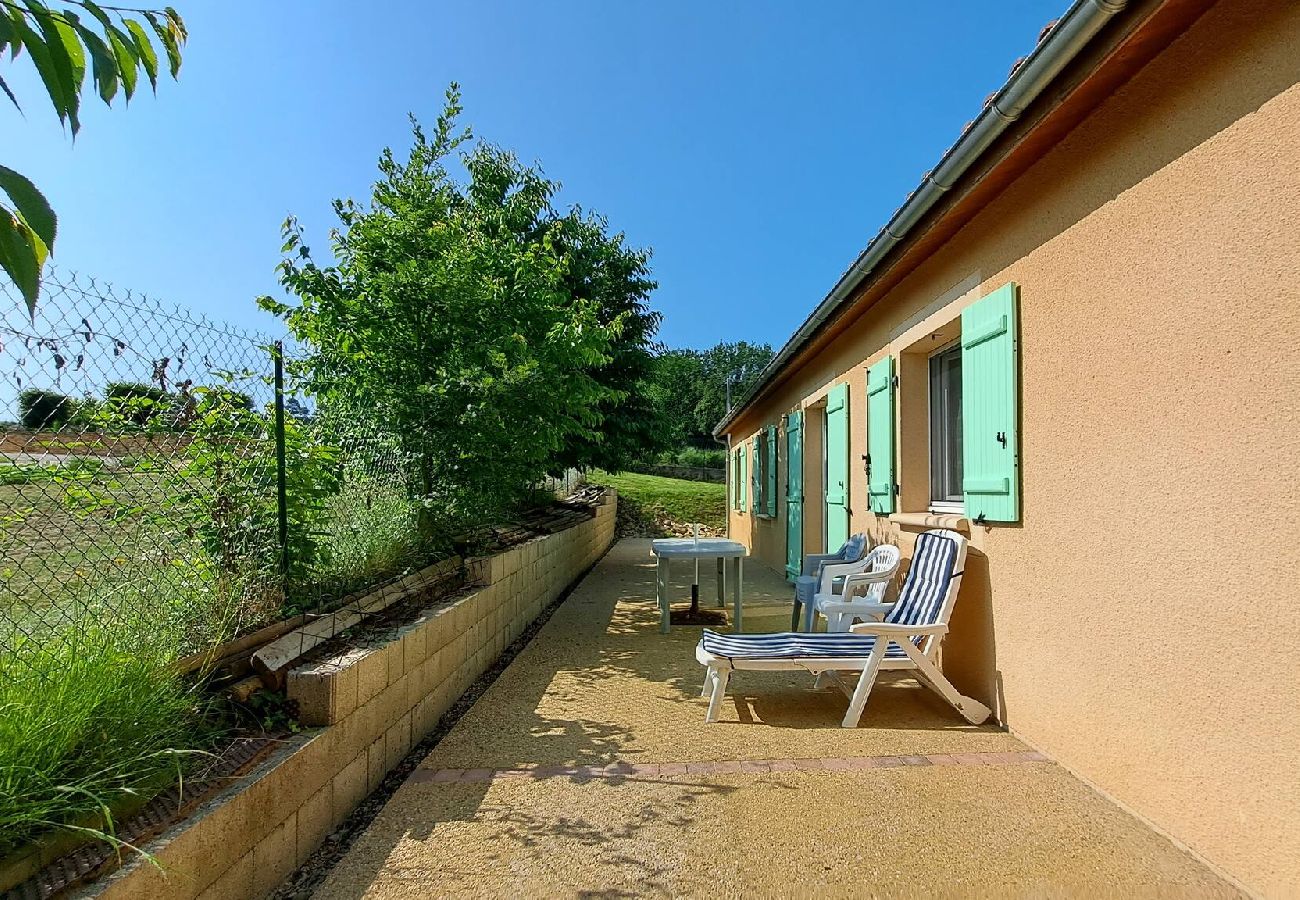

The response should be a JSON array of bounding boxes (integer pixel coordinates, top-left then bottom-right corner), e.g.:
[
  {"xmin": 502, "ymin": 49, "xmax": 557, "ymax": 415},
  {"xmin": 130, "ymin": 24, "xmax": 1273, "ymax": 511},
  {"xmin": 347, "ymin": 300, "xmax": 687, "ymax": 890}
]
[{"xmin": 90, "ymin": 492, "xmax": 616, "ymax": 900}]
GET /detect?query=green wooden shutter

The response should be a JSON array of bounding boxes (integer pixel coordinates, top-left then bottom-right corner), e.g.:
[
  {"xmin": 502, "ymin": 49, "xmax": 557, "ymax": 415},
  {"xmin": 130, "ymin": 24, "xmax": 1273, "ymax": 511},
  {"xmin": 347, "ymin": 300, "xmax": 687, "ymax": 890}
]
[
  {"xmin": 733, "ymin": 447, "xmax": 743, "ymax": 509},
  {"xmin": 866, "ymin": 356, "xmax": 895, "ymax": 515},
  {"xmin": 739, "ymin": 443, "xmax": 748, "ymax": 512},
  {"xmin": 824, "ymin": 383, "xmax": 849, "ymax": 550},
  {"xmin": 765, "ymin": 425, "xmax": 777, "ymax": 517},
  {"xmin": 961, "ymin": 282, "xmax": 1020, "ymax": 522},
  {"xmin": 751, "ymin": 435, "xmax": 762, "ymax": 513},
  {"xmin": 784, "ymin": 411, "xmax": 804, "ymax": 579}
]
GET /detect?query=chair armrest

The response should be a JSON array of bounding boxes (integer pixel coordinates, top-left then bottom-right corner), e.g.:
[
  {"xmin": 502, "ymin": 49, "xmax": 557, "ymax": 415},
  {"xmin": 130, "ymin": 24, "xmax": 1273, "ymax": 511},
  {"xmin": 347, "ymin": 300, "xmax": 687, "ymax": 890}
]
[
  {"xmin": 801, "ymin": 553, "xmax": 842, "ymax": 578},
  {"xmin": 849, "ymin": 621, "xmax": 948, "ymax": 637},
  {"xmin": 817, "ymin": 558, "xmax": 870, "ymax": 593},
  {"xmin": 815, "ymin": 599, "xmax": 895, "ymax": 621}
]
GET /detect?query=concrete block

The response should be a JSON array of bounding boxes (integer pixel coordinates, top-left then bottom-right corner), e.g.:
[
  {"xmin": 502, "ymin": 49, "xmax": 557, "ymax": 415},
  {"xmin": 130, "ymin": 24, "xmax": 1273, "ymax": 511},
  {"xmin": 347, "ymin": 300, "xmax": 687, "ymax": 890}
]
[
  {"xmin": 384, "ymin": 713, "xmax": 412, "ymax": 772},
  {"xmin": 412, "ymin": 693, "xmax": 440, "ymax": 738},
  {"xmin": 424, "ymin": 605, "xmax": 453, "ymax": 652},
  {"xmin": 194, "ymin": 851, "xmax": 253, "ymax": 900},
  {"xmin": 385, "ymin": 638, "xmax": 405, "ymax": 685},
  {"xmin": 296, "ymin": 782, "xmax": 334, "ymax": 866},
  {"xmin": 332, "ymin": 753, "xmax": 369, "ymax": 822},
  {"xmin": 251, "ymin": 812, "xmax": 296, "ymax": 899},
  {"xmin": 355, "ymin": 648, "xmax": 387, "ymax": 708},
  {"xmin": 372, "ymin": 677, "xmax": 408, "ymax": 731},
  {"xmin": 287, "ymin": 658, "xmax": 358, "ymax": 727},
  {"xmin": 366, "ymin": 738, "xmax": 387, "ymax": 791},
  {"xmin": 400, "ymin": 622, "xmax": 427, "ymax": 669}
]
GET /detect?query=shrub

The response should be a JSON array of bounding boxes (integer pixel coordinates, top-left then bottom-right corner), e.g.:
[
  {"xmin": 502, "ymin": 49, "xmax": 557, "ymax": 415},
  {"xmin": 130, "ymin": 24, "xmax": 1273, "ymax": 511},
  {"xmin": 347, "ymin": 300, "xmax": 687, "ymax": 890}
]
[
  {"xmin": 104, "ymin": 381, "xmax": 172, "ymax": 428},
  {"xmin": 17, "ymin": 388, "xmax": 76, "ymax": 429},
  {"xmin": 674, "ymin": 447, "xmax": 726, "ymax": 469}
]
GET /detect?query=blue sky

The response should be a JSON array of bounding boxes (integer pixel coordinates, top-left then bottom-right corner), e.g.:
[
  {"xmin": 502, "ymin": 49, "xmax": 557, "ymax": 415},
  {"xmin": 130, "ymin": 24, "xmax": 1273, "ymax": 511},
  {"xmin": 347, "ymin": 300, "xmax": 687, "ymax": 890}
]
[{"xmin": 3, "ymin": 0, "xmax": 1066, "ymax": 352}]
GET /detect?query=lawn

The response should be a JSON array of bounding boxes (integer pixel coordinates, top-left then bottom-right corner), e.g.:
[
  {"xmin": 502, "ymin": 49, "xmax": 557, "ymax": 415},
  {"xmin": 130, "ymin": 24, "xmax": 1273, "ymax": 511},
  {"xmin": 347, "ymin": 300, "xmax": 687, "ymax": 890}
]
[{"xmin": 587, "ymin": 470, "xmax": 726, "ymax": 532}]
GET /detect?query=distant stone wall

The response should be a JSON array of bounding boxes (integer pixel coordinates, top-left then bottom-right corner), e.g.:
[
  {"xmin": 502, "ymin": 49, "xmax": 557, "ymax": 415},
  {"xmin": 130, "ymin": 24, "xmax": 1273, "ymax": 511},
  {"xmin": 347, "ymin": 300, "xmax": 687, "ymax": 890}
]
[{"xmin": 92, "ymin": 491, "xmax": 617, "ymax": 900}]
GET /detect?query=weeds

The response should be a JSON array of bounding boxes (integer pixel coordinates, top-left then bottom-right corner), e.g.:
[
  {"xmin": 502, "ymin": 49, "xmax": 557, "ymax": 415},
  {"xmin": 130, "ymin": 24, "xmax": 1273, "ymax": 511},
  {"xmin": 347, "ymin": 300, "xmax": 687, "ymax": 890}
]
[{"xmin": 0, "ymin": 609, "xmax": 217, "ymax": 856}]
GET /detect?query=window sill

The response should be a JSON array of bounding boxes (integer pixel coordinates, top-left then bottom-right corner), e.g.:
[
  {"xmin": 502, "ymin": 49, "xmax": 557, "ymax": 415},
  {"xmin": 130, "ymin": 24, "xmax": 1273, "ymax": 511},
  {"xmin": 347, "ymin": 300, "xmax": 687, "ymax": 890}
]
[{"xmin": 888, "ymin": 511, "xmax": 970, "ymax": 532}]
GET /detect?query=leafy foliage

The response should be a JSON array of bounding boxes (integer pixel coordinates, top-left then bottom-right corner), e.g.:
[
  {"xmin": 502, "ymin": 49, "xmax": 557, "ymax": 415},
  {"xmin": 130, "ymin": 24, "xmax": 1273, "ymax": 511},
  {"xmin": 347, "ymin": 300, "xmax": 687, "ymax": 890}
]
[
  {"xmin": 650, "ymin": 341, "xmax": 775, "ymax": 449},
  {"xmin": 17, "ymin": 386, "xmax": 74, "ymax": 427},
  {"xmin": 262, "ymin": 85, "xmax": 661, "ymax": 536},
  {"xmin": 0, "ymin": 1, "xmax": 186, "ymax": 312},
  {"xmin": 167, "ymin": 386, "xmax": 339, "ymax": 585}
]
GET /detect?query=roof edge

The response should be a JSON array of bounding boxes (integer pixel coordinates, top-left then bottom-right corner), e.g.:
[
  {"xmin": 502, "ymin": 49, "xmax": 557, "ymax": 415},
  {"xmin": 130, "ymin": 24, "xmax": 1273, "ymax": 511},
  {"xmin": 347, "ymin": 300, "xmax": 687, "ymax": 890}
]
[{"xmin": 714, "ymin": 0, "xmax": 1128, "ymax": 436}]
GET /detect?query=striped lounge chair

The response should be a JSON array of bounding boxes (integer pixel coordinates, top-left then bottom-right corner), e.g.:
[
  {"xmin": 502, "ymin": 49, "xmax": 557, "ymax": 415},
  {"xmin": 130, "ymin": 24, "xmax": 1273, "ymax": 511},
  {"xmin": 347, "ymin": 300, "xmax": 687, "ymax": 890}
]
[{"xmin": 695, "ymin": 529, "xmax": 992, "ymax": 728}]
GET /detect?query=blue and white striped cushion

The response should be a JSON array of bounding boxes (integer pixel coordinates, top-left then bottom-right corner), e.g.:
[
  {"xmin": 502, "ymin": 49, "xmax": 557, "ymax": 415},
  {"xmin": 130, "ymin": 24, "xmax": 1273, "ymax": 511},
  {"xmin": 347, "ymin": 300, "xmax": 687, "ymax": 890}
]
[
  {"xmin": 700, "ymin": 629, "xmax": 910, "ymax": 660},
  {"xmin": 885, "ymin": 531, "xmax": 957, "ymax": 628}
]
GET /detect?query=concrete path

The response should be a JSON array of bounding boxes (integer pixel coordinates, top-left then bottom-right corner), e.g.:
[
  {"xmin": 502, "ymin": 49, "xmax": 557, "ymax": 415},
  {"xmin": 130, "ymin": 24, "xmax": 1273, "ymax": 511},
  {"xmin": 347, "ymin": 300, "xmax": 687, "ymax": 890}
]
[{"xmin": 313, "ymin": 539, "xmax": 1237, "ymax": 898}]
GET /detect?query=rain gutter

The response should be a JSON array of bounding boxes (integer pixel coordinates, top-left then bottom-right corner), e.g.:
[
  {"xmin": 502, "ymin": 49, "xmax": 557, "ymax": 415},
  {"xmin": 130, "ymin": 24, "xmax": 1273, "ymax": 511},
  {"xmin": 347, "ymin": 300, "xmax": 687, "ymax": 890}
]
[{"xmin": 714, "ymin": 0, "xmax": 1127, "ymax": 436}]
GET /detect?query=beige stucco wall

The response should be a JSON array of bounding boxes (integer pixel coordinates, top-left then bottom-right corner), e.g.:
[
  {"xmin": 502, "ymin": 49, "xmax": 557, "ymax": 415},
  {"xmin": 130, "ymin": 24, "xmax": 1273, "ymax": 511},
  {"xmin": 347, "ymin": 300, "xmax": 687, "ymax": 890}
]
[{"xmin": 726, "ymin": 0, "xmax": 1300, "ymax": 893}]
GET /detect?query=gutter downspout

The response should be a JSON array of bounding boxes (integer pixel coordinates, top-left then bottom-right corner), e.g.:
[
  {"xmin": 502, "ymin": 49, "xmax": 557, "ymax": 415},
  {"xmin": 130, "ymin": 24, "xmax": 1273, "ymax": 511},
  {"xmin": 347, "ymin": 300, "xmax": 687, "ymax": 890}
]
[{"xmin": 714, "ymin": 0, "xmax": 1126, "ymax": 436}]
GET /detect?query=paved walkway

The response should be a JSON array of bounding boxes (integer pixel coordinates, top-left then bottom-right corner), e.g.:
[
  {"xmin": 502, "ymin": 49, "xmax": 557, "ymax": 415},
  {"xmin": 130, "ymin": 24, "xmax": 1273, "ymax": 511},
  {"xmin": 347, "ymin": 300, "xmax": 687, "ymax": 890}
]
[{"xmin": 314, "ymin": 539, "xmax": 1237, "ymax": 898}]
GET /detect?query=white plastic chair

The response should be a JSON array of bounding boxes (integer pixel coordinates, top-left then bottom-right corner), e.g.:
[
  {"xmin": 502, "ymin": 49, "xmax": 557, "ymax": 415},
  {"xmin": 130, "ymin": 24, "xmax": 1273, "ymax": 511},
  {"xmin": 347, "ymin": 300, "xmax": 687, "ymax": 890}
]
[
  {"xmin": 792, "ymin": 533, "xmax": 867, "ymax": 630},
  {"xmin": 696, "ymin": 529, "xmax": 991, "ymax": 727},
  {"xmin": 814, "ymin": 544, "xmax": 901, "ymax": 632}
]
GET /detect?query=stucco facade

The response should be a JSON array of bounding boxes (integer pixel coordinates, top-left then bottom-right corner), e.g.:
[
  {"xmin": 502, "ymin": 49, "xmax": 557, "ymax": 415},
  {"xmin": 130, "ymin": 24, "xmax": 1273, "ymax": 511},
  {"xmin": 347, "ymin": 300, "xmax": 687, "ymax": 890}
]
[{"xmin": 719, "ymin": 0, "xmax": 1300, "ymax": 894}]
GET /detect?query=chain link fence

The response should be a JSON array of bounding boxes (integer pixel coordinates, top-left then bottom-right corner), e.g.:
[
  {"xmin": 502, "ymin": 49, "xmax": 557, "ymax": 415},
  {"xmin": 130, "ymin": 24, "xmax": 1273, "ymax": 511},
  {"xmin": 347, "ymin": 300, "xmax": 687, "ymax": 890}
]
[{"xmin": 0, "ymin": 268, "xmax": 476, "ymax": 673}]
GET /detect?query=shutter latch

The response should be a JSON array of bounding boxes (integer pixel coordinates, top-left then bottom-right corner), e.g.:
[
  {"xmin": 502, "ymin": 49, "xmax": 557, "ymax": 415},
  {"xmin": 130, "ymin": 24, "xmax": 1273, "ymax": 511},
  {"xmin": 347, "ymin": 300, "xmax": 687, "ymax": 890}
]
[{"xmin": 996, "ymin": 431, "xmax": 1007, "ymax": 448}]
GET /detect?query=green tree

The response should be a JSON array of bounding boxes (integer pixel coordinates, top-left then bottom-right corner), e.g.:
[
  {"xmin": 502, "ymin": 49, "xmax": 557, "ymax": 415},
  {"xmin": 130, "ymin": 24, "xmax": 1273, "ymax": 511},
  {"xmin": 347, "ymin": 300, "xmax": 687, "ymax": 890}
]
[
  {"xmin": 261, "ymin": 86, "xmax": 656, "ymax": 536},
  {"xmin": 0, "ymin": 1, "xmax": 186, "ymax": 312},
  {"xmin": 694, "ymin": 341, "xmax": 774, "ymax": 437},
  {"xmin": 546, "ymin": 208, "xmax": 664, "ymax": 473},
  {"xmin": 650, "ymin": 347, "xmax": 705, "ymax": 447},
  {"xmin": 17, "ymin": 386, "xmax": 74, "ymax": 427},
  {"xmin": 650, "ymin": 341, "xmax": 775, "ymax": 449}
]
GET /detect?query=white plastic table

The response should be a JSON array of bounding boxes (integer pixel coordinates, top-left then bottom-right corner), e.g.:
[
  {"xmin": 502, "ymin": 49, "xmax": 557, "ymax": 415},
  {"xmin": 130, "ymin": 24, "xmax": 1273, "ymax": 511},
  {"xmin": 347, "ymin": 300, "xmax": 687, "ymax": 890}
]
[{"xmin": 650, "ymin": 538, "xmax": 748, "ymax": 634}]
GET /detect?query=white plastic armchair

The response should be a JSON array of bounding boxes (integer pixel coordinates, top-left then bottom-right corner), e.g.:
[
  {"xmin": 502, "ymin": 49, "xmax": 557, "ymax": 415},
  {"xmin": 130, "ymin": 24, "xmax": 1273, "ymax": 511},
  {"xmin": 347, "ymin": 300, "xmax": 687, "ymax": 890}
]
[
  {"xmin": 792, "ymin": 533, "xmax": 868, "ymax": 631},
  {"xmin": 815, "ymin": 544, "xmax": 901, "ymax": 632},
  {"xmin": 801, "ymin": 532, "xmax": 867, "ymax": 577}
]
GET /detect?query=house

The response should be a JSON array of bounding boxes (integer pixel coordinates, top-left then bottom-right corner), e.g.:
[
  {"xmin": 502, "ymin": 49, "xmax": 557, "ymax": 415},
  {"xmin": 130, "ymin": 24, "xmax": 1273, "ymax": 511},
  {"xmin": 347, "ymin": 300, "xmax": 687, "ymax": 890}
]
[{"xmin": 714, "ymin": 0, "xmax": 1299, "ymax": 894}]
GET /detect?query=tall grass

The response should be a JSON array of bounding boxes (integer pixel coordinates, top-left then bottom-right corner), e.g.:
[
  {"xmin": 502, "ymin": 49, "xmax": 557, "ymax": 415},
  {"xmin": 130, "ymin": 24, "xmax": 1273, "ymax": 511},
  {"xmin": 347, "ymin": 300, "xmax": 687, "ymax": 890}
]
[
  {"xmin": 0, "ymin": 611, "xmax": 215, "ymax": 856},
  {"xmin": 307, "ymin": 480, "xmax": 427, "ymax": 599}
]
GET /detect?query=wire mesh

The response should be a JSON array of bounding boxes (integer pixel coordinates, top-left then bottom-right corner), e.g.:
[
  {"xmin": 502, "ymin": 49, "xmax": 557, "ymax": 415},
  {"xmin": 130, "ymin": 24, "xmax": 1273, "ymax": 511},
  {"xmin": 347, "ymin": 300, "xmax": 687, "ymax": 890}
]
[
  {"xmin": 0, "ymin": 270, "xmax": 286, "ymax": 665},
  {"xmin": 0, "ymin": 268, "xmax": 476, "ymax": 672}
]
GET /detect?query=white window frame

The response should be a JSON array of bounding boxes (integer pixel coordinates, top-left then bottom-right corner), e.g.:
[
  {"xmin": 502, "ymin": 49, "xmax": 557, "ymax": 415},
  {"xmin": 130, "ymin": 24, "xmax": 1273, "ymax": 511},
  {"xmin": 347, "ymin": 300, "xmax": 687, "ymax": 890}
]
[{"xmin": 928, "ymin": 340, "xmax": 964, "ymax": 514}]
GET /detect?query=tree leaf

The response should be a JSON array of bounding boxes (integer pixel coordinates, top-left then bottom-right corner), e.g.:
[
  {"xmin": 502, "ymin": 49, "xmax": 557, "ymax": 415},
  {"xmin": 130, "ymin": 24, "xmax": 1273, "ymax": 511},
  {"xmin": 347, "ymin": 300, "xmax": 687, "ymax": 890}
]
[
  {"xmin": 123, "ymin": 19, "xmax": 157, "ymax": 92},
  {"xmin": 68, "ymin": 17, "xmax": 116, "ymax": 104},
  {"xmin": 0, "ymin": 205, "xmax": 45, "ymax": 316},
  {"xmin": 8, "ymin": 8, "xmax": 71, "ymax": 127},
  {"xmin": 22, "ymin": 1, "xmax": 83, "ymax": 134},
  {"xmin": 163, "ymin": 6, "xmax": 186, "ymax": 41},
  {"xmin": 0, "ymin": 165, "xmax": 56, "ymax": 250},
  {"xmin": 106, "ymin": 25, "xmax": 137, "ymax": 100},
  {"xmin": 0, "ymin": 10, "xmax": 24, "ymax": 61},
  {"xmin": 143, "ymin": 11, "xmax": 179, "ymax": 78},
  {"xmin": 0, "ymin": 73, "xmax": 19, "ymax": 111}
]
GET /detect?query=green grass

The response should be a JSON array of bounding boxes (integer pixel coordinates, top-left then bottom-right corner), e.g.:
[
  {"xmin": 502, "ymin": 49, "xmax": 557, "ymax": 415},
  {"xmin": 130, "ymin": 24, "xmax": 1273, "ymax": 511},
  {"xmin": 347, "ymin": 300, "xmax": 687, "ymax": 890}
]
[
  {"xmin": 587, "ymin": 470, "xmax": 726, "ymax": 531},
  {"xmin": 0, "ymin": 608, "xmax": 215, "ymax": 856}
]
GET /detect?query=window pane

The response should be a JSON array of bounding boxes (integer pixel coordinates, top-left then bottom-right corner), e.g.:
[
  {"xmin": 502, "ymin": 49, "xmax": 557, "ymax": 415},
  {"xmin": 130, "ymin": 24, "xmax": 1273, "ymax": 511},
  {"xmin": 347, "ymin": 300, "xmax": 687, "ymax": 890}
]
[{"xmin": 930, "ymin": 346, "xmax": 963, "ymax": 504}]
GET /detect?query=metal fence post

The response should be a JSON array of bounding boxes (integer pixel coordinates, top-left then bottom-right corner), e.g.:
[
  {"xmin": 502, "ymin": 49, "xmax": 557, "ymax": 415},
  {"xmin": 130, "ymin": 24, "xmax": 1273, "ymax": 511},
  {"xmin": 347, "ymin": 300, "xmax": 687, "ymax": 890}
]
[{"xmin": 272, "ymin": 341, "xmax": 290, "ymax": 582}]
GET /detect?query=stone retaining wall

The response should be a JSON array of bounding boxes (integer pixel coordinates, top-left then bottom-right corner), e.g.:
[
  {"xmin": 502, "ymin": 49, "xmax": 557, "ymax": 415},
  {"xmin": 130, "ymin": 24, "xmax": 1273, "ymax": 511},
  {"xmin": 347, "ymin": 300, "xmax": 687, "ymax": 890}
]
[{"xmin": 87, "ymin": 492, "xmax": 616, "ymax": 900}]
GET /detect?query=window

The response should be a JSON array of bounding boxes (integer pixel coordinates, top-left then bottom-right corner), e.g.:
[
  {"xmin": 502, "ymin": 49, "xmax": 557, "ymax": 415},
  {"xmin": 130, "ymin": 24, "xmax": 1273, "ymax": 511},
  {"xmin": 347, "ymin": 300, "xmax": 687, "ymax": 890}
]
[
  {"xmin": 929, "ymin": 343, "xmax": 963, "ymax": 508},
  {"xmin": 751, "ymin": 427, "xmax": 777, "ymax": 517}
]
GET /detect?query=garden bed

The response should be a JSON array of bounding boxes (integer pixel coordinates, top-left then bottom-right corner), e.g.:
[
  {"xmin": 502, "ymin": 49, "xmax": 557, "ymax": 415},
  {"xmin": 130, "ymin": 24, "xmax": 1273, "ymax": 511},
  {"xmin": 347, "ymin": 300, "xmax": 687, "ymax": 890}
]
[{"xmin": 4, "ymin": 490, "xmax": 616, "ymax": 900}]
